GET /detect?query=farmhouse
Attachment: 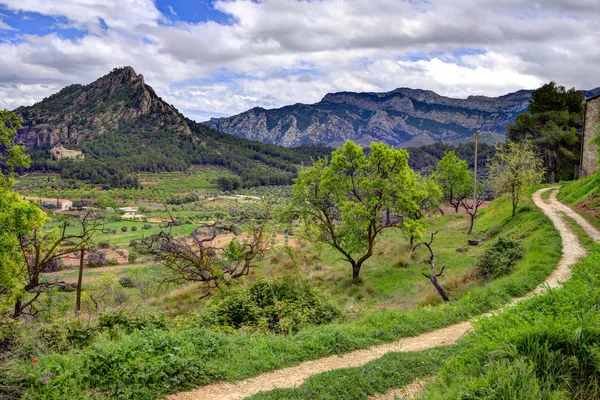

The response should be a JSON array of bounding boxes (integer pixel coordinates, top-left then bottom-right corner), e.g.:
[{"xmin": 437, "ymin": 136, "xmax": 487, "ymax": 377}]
[
  {"xmin": 580, "ymin": 93, "xmax": 600, "ymax": 176},
  {"xmin": 121, "ymin": 213, "xmax": 146, "ymax": 221},
  {"xmin": 22, "ymin": 196, "xmax": 72, "ymax": 211},
  {"xmin": 51, "ymin": 146, "xmax": 84, "ymax": 160}
]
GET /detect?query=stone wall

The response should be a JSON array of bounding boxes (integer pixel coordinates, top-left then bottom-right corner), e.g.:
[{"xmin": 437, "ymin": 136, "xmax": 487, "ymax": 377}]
[{"xmin": 581, "ymin": 96, "xmax": 600, "ymax": 176}]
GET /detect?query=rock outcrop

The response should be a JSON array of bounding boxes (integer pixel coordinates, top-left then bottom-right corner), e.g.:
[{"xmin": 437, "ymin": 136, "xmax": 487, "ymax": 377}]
[
  {"xmin": 204, "ymin": 87, "xmax": 600, "ymax": 148},
  {"xmin": 15, "ymin": 66, "xmax": 190, "ymax": 147}
]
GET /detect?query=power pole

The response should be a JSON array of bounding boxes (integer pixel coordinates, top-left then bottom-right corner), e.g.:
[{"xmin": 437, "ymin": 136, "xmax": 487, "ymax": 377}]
[{"xmin": 473, "ymin": 131, "xmax": 479, "ymax": 206}]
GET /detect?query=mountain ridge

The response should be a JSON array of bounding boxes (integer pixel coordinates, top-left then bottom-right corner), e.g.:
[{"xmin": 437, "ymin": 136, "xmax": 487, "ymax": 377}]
[{"xmin": 204, "ymin": 87, "xmax": 600, "ymax": 148}]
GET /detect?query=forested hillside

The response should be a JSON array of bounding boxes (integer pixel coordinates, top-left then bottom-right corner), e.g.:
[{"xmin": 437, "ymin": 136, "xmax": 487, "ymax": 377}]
[{"xmin": 14, "ymin": 67, "xmax": 332, "ymax": 188}]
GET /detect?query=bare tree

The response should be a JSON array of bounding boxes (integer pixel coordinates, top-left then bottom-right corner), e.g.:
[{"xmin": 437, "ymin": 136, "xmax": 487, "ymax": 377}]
[
  {"xmin": 156, "ymin": 203, "xmax": 274, "ymax": 298},
  {"xmin": 14, "ymin": 210, "xmax": 104, "ymax": 318},
  {"xmin": 461, "ymin": 197, "xmax": 485, "ymax": 235},
  {"xmin": 413, "ymin": 231, "xmax": 449, "ymax": 302}
]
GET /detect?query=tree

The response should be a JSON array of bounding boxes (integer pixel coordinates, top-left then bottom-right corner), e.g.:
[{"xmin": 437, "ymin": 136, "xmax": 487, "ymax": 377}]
[
  {"xmin": 507, "ymin": 82, "xmax": 584, "ymax": 182},
  {"xmin": 288, "ymin": 140, "xmax": 426, "ymax": 282},
  {"xmin": 0, "ymin": 110, "xmax": 47, "ymax": 315},
  {"xmin": 414, "ymin": 231, "xmax": 448, "ymax": 302},
  {"xmin": 487, "ymin": 142, "xmax": 544, "ymax": 217},
  {"xmin": 432, "ymin": 151, "xmax": 472, "ymax": 213}
]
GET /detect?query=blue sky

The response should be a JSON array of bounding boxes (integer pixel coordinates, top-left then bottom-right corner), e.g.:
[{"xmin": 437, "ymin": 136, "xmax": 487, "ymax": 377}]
[{"xmin": 0, "ymin": 0, "xmax": 598, "ymax": 121}]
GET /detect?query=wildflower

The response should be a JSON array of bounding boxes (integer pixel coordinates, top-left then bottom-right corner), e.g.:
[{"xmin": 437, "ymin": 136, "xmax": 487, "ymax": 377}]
[
  {"xmin": 32, "ymin": 359, "xmax": 38, "ymax": 364},
  {"xmin": 40, "ymin": 377, "xmax": 49, "ymax": 384},
  {"xmin": 42, "ymin": 372, "xmax": 54, "ymax": 378}
]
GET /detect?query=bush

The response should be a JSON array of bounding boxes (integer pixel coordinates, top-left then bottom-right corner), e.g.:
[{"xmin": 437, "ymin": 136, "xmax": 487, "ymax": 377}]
[
  {"xmin": 98, "ymin": 241, "xmax": 110, "ymax": 249},
  {"xmin": 86, "ymin": 251, "xmax": 107, "ymax": 268},
  {"xmin": 42, "ymin": 257, "xmax": 65, "ymax": 273},
  {"xmin": 118, "ymin": 276, "xmax": 135, "ymax": 288},
  {"xmin": 131, "ymin": 226, "xmax": 138, "ymax": 232},
  {"xmin": 477, "ymin": 236, "xmax": 523, "ymax": 279},
  {"xmin": 128, "ymin": 252, "xmax": 138, "ymax": 264},
  {"xmin": 142, "ymin": 224, "xmax": 152, "ymax": 230},
  {"xmin": 107, "ymin": 258, "xmax": 119, "ymax": 266},
  {"xmin": 195, "ymin": 277, "xmax": 341, "ymax": 334},
  {"xmin": 121, "ymin": 226, "xmax": 128, "ymax": 233}
]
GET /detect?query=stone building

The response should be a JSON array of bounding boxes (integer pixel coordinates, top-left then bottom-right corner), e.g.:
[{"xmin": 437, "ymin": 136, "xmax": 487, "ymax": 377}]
[
  {"xmin": 581, "ymin": 93, "xmax": 600, "ymax": 176},
  {"xmin": 22, "ymin": 196, "xmax": 72, "ymax": 211},
  {"xmin": 51, "ymin": 145, "xmax": 84, "ymax": 160}
]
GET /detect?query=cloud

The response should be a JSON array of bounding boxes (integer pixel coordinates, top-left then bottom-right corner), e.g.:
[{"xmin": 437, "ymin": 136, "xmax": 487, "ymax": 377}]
[{"xmin": 0, "ymin": 0, "xmax": 598, "ymax": 119}]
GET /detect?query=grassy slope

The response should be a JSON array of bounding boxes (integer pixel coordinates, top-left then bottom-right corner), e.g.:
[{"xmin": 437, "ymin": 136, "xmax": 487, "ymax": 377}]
[
  {"xmin": 8, "ymin": 190, "xmax": 561, "ymax": 399},
  {"xmin": 558, "ymin": 173, "xmax": 600, "ymax": 228}
]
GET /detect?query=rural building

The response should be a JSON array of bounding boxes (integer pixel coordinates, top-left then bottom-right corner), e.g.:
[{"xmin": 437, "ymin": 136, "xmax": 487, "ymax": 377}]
[
  {"xmin": 22, "ymin": 196, "xmax": 72, "ymax": 211},
  {"xmin": 122, "ymin": 213, "xmax": 145, "ymax": 221},
  {"xmin": 118, "ymin": 207, "xmax": 138, "ymax": 213},
  {"xmin": 580, "ymin": 93, "xmax": 600, "ymax": 176},
  {"xmin": 51, "ymin": 146, "xmax": 84, "ymax": 160}
]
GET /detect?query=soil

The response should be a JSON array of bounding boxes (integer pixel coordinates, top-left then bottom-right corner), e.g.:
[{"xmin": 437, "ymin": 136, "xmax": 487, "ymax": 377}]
[{"xmin": 165, "ymin": 188, "xmax": 597, "ymax": 400}]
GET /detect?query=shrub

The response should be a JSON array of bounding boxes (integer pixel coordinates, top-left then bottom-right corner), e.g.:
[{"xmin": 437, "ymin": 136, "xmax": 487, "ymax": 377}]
[
  {"xmin": 107, "ymin": 258, "xmax": 119, "ymax": 266},
  {"xmin": 477, "ymin": 236, "xmax": 523, "ymax": 279},
  {"xmin": 86, "ymin": 251, "xmax": 107, "ymax": 268},
  {"xmin": 129, "ymin": 240, "xmax": 138, "ymax": 247},
  {"xmin": 142, "ymin": 224, "xmax": 152, "ymax": 230},
  {"xmin": 131, "ymin": 226, "xmax": 138, "ymax": 231},
  {"xmin": 118, "ymin": 276, "xmax": 135, "ymax": 288},
  {"xmin": 98, "ymin": 241, "xmax": 110, "ymax": 249},
  {"xmin": 42, "ymin": 257, "xmax": 65, "ymax": 273},
  {"xmin": 195, "ymin": 277, "xmax": 341, "ymax": 334},
  {"xmin": 128, "ymin": 252, "xmax": 138, "ymax": 264},
  {"xmin": 121, "ymin": 226, "xmax": 128, "ymax": 233}
]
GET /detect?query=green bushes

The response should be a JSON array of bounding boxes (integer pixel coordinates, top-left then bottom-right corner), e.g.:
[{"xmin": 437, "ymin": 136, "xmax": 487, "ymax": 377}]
[
  {"xmin": 193, "ymin": 277, "xmax": 341, "ymax": 334},
  {"xmin": 477, "ymin": 236, "xmax": 523, "ymax": 279}
]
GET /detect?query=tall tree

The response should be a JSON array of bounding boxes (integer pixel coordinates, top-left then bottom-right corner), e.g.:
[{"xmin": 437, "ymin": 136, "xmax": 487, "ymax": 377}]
[
  {"xmin": 507, "ymin": 82, "xmax": 584, "ymax": 183},
  {"xmin": 432, "ymin": 151, "xmax": 472, "ymax": 213},
  {"xmin": 487, "ymin": 142, "xmax": 544, "ymax": 217},
  {"xmin": 288, "ymin": 140, "xmax": 426, "ymax": 282},
  {"xmin": 0, "ymin": 110, "xmax": 46, "ymax": 315}
]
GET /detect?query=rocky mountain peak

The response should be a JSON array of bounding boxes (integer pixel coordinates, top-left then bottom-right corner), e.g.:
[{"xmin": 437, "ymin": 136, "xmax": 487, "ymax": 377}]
[{"xmin": 16, "ymin": 66, "xmax": 189, "ymax": 148}]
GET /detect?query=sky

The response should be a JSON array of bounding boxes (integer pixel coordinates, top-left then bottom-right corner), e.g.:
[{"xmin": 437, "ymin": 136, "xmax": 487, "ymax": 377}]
[{"xmin": 0, "ymin": 0, "xmax": 598, "ymax": 121}]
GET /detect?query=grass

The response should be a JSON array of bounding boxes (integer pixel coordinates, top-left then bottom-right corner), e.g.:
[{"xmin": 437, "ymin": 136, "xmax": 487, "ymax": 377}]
[
  {"xmin": 5, "ymin": 188, "xmax": 564, "ymax": 399},
  {"xmin": 422, "ymin": 243, "xmax": 600, "ymax": 399},
  {"xmin": 248, "ymin": 346, "xmax": 457, "ymax": 400},
  {"xmin": 557, "ymin": 173, "xmax": 600, "ymax": 229}
]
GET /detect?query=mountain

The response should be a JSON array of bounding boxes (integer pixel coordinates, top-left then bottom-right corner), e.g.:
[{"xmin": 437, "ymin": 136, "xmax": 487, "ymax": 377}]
[
  {"xmin": 14, "ymin": 67, "xmax": 331, "ymax": 188},
  {"xmin": 204, "ymin": 87, "xmax": 600, "ymax": 148}
]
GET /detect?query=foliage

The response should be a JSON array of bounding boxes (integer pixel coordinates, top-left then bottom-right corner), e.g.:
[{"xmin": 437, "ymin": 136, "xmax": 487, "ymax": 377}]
[
  {"xmin": 288, "ymin": 140, "xmax": 428, "ymax": 281},
  {"xmin": 487, "ymin": 142, "xmax": 544, "ymax": 216},
  {"xmin": 193, "ymin": 277, "xmax": 341, "ymax": 334},
  {"xmin": 477, "ymin": 236, "xmax": 524, "ymax": 279},
  {"xmin": 433, "ymin": 150, "xmax": 472, "ymax": 213},
  {"xmin": 508, "ymin": 82, "xmax": 584, "ymax": 182}
]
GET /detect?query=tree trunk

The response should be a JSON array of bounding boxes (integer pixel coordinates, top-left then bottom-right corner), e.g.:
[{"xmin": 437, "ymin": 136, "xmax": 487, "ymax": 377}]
[
  {"xmin": 512, "ymin": 193, "xmax": 518, "ymax": 217},
  {"xmin": 351, "ymin": 263, "xmax": 361, "ymax": 283},
  {"xmin": 13, "ymin": 299, "xmax": 22, "ymax": 319},
  {"xmin": 467, "ymin": 213, "xmax": 475, "ymax": 234},
  {"xmin": 454, "ymin": 202, "xmax": 460, "ymax": 213},
  {"xmin": 75, "ymin": 249, "xmax": 85, "ymax": 316},
  {"xmin": 428, "ymin": 275, "xmax": 449, "ymax": 302}
]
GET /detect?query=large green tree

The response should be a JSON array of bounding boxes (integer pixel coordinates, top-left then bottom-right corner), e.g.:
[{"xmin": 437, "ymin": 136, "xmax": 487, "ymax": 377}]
[
  {"xmin": 0, "ymin": 110, "xmax": 46, "ymax": 314},
  {"xmin": 432, "ymin": 151, "xmax": 472, "ymax": 213},
  {"xmin": 487, "ymin": 142, "xmax": 544, "ymax": 217},
  {"xmin": 288, "ymin": 140, "xmax": 427, "ymax": 281},
  {"xmin": 507, "ymin": 82, "xmax": 584, "ymax": 183}
]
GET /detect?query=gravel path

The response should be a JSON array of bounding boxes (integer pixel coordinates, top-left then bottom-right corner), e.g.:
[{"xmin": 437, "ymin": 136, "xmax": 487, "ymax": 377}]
[{"xmin": 170, "ymin": 188, "xmax": 594, "ymax": 400}]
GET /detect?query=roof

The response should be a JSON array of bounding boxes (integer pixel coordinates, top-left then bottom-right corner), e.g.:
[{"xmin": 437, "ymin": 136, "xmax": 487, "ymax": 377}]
[
  {"xmin": 584, "ymin": 92, "xmax": 600, "ymax": 103},
  {"xmin": 118, "ymin": 207, "xmax": 138, "ymax": 212}
]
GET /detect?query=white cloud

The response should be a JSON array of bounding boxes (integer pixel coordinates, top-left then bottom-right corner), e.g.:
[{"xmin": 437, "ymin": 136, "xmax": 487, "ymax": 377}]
[{"xmin": 0, "ymin": 0, "xmax": 598, "ymax": 119}]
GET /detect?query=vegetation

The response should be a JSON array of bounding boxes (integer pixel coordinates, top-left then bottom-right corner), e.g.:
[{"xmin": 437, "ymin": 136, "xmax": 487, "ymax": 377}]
[
  {"xmin": 423, "ymin": 243, "xmax": 600, "ymax": 399},
  {"xmin": 433, "ymin": 150, "xmax": 473, "ymax": 213},
  {"xmin": 508, "ymin": 81, "xmax": 584, "ymax": 182},
  {"xmin": 487, "ymin": 142, "xmax": 544, "ymax": 216},
  {"xmin": 288, "ymin": 141, "xmax": 437, "ymax": 281}
]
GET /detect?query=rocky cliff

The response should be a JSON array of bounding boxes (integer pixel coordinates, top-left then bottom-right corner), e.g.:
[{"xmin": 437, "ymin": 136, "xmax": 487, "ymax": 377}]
[
  {"xmin": 204, "ymin": 87, "xmax": 600, "ymax": 148},
  {"xmin": 15, "ymin": 66, "xmax": 190, "ymax": 147}
]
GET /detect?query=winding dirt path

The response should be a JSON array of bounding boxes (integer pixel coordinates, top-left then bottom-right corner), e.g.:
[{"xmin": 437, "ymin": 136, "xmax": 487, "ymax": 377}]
[{"xmin": 170, "ymin": 188, "xmax": 595, "ymax": 400}]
